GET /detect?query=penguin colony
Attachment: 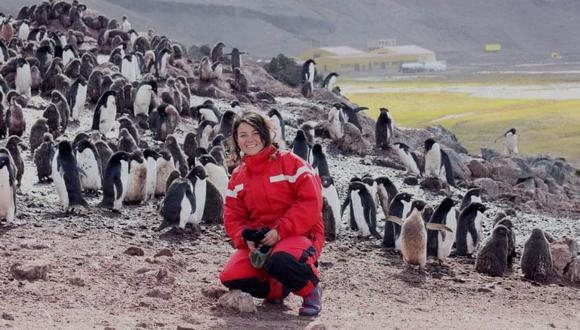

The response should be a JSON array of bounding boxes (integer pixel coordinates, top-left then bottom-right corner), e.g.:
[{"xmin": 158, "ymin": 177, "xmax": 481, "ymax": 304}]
[{"xmin": 0, "ymin": 1, "xmax": 569, "ymax": 285}]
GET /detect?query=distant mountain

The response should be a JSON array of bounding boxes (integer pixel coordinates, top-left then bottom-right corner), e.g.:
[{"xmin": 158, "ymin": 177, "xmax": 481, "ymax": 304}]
[{"xmin": 3, "ymin": 0, "xmax": 580, "ymax": 63}]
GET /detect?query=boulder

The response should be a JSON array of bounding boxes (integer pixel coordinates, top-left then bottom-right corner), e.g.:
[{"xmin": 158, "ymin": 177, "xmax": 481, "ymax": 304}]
[
  {"xmin": 481, "ymin": 148, "xmax": 501, "ymax": 161},
  {"xmin": 550, "ymin": 238, "xmax": 577, "ymax": 277},
  {"xmin": 336, "ymin": 122, "xmax": 371, "ymax": 155},
  {"xmin": 467, "ymin": 159, "xmax": 491, "ymax": 178},
  {"xmin": 564, "ymin": 258, "xmax": 580, "ymax": 284},
  {"xmin": 490, "ymin": 158, "xmax": 522, "ymax": 185},
  {"xmin": 444, "ymin": 148, "xmax": 471, "ymax": 180},
  {"xmin": 217, "ymin": 290, "xmax": 257, "ymax": 314},
  {"xmin": 472, "ymin": 178, "xmax": 500, "ymax": 199},
  {"xmin": 420, "ymin": 177, "xmax": 449, "ymax": 195},
  {"xmin": 10, "ymin": 262, "xmax": 50, "ymax": 281}
]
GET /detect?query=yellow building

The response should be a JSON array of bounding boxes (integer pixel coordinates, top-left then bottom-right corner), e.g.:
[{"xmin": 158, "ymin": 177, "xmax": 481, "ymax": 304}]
[{"xmin": 295, "ymin": 45, "xmax": 437, "ymax": 75}]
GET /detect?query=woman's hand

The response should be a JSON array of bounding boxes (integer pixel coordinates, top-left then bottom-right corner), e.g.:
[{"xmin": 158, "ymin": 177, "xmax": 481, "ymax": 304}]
[
  {"xmin": 260, "ymin": 229, "xmax": 280, "ymax": 246},
  {"xmin": 244, "ymin": 239, "xmax": 257, "ymax": 252}
]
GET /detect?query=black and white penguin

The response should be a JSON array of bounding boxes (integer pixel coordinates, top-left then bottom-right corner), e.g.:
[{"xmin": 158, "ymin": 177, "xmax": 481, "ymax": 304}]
[
  {"xmin": 504, "ymin": 128, "xmax": 518, "ymax": 155},
  {"xmin": 92, "ymin": 90, "xmax": 117, "ymax": 135},
  {"xmin": 182, "ymin": 132, "xmax": 198, "ymax": 164},
  {"xmin": 5, "ymin": 136, "xmax": 23, "ymax": 188},
  {"xmin": 0, "ymin": 149, "xmax": 16, "ymax": 223},
  {"xmin": 15, "ymin": 57, "xmax": 31, "ymax": 98},
  {"xmin": 165, "ymin": 135, "xmax": 188, "ymax": 177},
  {"xmin": 118, "ymin": 116, "xmax": 140, "ymax": 146},
  {"xmin": 133, "ymin": 80, "xmax": 157, "ymax": 117},
  {"xmin": 76, "ymin": 139, "xmax": 102, "ymax": 193},
  {"xmin": 337, "ymin": 103, "xmax": 367, "ymax": 131},
  {"xmin": 121, "ymin": 16, "xmax": 131, "ymax": 32},
  {"xmin": 124, "ymin": 151, "xmax": 147, "ymax": 204},
  {"xmin": 155, "ymin": 150, "xmax": 176, "ymax": 196},
  {"xmin": 455, "ymin": 202, "xmax": 487, "ymax": 257},
  {"xmin": 192, "ymin": 100, "xmax": 221, "ymax": 124},
  {"xmin": 301, "ymin": 123, "xmax": 316, "ymax": 145},
  {"xmin": 117, "ymin": 128, "xmax": 138, "ymax": 153},
  {"xmin": 230, "ymin": 100, "xmax": 241, "ymax": 114},
  {"xmin": 67, "ymin": 77, "xmax": 87, "ymax": 121},
  {"xmin": 52, "ymin": 140, "xmax": 88, "ymax": 212},
  {"xmin": 225, "ymin": 47, "xmax": 246, "ymax": 71},
  {"xmin": 0, "ymin": 40, "xmax": 9, "ymax": 64},
  {"xmin": 34, "ymin": 133, "xmax": 55, "ymax": 183},
  {"xmin": 322, "ymin": 72, "xmax": 339, "ymax": 91},
  {"xmin": 100, "ymin": 151, "xmax": 131, "ymax": 211},
  {"xmin": 321, "ymin": 176, "xmax": 341, "ymax": 239},
  {"xmin": 197, "ymin": 120, "xmax": 216, "ymax": 150},
  {"xmin": 327, "ymin": 103, "xmax": 345, "ymax": 142},
  {"xmin": 341, "ymin": 181, "xmax": 380, "ymax": 239},
  {"xmin": 211, "ymin": 42, "xmax": 225, "ymax": 63},
  {"xmin": 311, "ymin": 144, "xmax": 330, "ymax": 177},
  {"xmin": 382, "ymin": 192, "xmax": 413, "ymax": 249},
  {"xmin": 361, "ymin": 174, "xmax": 378, "ymax": 207},
  {"xmin": 375, "ymin": 176, "xmax": 398, "ymax": 218},
  {"xmin": 187, "ymin": 165, "xmax": 224, "ymax": 224},
  {"xmin": 375, "ymin": 108, "xmax": 393, "ymax": 149},
  {"xmin": 121, "ymin": 54, "xmax": 136, "ymax": 83},
  {"xmin": 424, "ymin": 138, "xmax": 441, "ymax": 178},
  {"xmin": 51, "ymin": 90, "xmax": 69, "ymax": 132},
  {"xmin": 156, "ymin": 178, "xmax": 197, "ymax": 231},
  {"xmin": 439, "ymin": 149, "xmax": 455, "ymax": 186},
  {"xmin": 94, "ymin": 140, "xmax": 113, "ymax": 177},
  {"xmin": 267, "ymin": 108, "xmax": 286, "ymax": 149},
  {"xmin": 302, "ymin": 59, "xmax": 316, "ymax": 85},
  {"xmin": 150, "ymin": 103, "xmax": 180, "ymax": 141},
  {"xmin": 460, "ymin": 188, "xmax": 482, "ymax": 210},
  {"xmin": 17, "ymin": 19, "xmax": 30, "ymax": 41},
  {"xmin": 426, "ymin": 197, "xmax": 458, "ymax": 261},
  {"xmin": 291, "ymin": 130, "xmax": 312, "ymax": 163},
  {"xmin": 198, "ymin": 154, "xmax": 228, "ymax": 198},
  {"xmin": 217, "ymin": 110, "xmax": 237, "ymax": 140},
  {"xmin": 393, "ymin": 142, "xmax": 422, "ymax": 177},
  {"xmin": 62, "ymin": 45, "xmax": 78, "ymax": 67},
  {"xmin": 156, "ymin": 48, "xmax": 171, "ymax": 79},
  {"xmin": 143, "ymin": 148, "xmax": 159, "ymax": 201}
]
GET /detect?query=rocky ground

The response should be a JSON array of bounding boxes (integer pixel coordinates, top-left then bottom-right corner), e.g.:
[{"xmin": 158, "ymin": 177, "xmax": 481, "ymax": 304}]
[{"xmin": 1, "ymin": 83, "xmax": 579, "ymax": 329}]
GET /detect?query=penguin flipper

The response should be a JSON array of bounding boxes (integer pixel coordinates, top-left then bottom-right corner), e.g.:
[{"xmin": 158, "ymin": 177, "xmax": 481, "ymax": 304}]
[
  {"xmin": 113, "ymin": 174, "xmax": 123, "ymax": 200},
  {"xmin": 340, "ymin": 196, "xmax": 350, "ymax": 217},
  {"xmin": 384, "ymin": 215, "xmax": 404, "ymax": 226},
  {"xmin": 426, "ymin": 223, "xmax": 453, "ymax": 233}
]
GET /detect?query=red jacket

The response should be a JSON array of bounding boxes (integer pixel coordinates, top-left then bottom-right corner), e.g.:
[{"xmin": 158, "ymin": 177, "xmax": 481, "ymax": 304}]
[{"xmin": 224, "ymin": 145, "xmax": 324, "ymax": 254}]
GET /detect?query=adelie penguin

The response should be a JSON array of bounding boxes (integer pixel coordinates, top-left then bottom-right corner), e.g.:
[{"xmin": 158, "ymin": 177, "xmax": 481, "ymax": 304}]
[
  {"xmin": 187, "ymin": 165, "xmax": 224, "ymax": 224},
  {"xmin": 290, "ymin": 130, "xmax": 312, "ymax": 163},
  {"xmin": 133, "ymin": 80, "xmax": 157, "ymax": 118},
  {"xmin": 336, "ymin": 103, "xmax": 367, "ymax": 131},
  {"xmin": 5, "ymin": 136, "xmax": 24, "ymax": 188},
  {"xmin": 124, "ymin": 151, "xmax": 147, "ymax": 204},
  {"xmin": 0, "ymin": 149, "xmax": 16, "ymax": 223},
  {"xmin": 426, "ymin": 197, "xmax": 458, "ymax": 262},
  {"xmin": 311, "ymin": 144, "xmax": 330, "ymax": 177},
  {"xmin": 475, "ymin": 224, "xmax": 511, "ymax": 277},
  {"xmin": 143, "ymin": 149, "xmax": 159, "ymax": 201},
  {"xmin": 149, "ymin": 103, "xmax": 180, "ymax": 141},
  {"xmin": 199, "ymin": 154, "xmax": 228, "ymax": 199},
  {"xmin": 327, "ymin": 103, "xmax": 345, "ymax": 142},
  {"xmin": 375, "ymin": 108, "xmax": 393, "ymax": 149},
  {"xmin": 322, "ymin": 72, "xmax": 339, "ymax": 91},
  {"xmin": 34, "ymin": 133, "xmax": 55, "ymax": 183},
  {"xmin": 497, "ymin": 128, "xmax": 518, "ymax": 155},
  {"xmin": 29, "ymin": 117, "xmax": 49, "ymax": 154},
  {"xmin": 521, "ymin": 228, "xmax": 553, "ymax": 283},
  {"xmin": 118, "ymin": 128, "xmax": 138, "ymax": 153},
  {"xmin": 165, "ymin": 135, "xmax": 188, "ymax": 177},
  {"xmin": 424, "ymin": 138, "xmax": 455, "ymax": 186},
  {"xmin": 15, "ymin": 57, "xmax": 31, "ymax": 98},
  {"xmin": 52, "ymin": 140, "xmax": 88, "ymax": 212},
  {"xmin": 67, "ymin": 77, "xmax": 87, "ymax": 122},
  {"xmin": 51, "ymin": 90, "xmax": 70, "ymax": 132},
  {"xmin": 76, "ymin": 139, "xmax": 102, "ymax": 193},
  {"xmin": 341, "ymin": 181, "xmax": 380, "ymax": 239},
  {"xmin": 100, "ymin": 151, "xmax": 131, "ymax": 212},
  {"xmin": 155, "ymin": 150, "xmax": 176, "ymax": 196},
  {"xmin": 460, "ymin": 188, "xmax": 482, "ymax": 210},
  {"xmin": 375, "ymin": 176, "xmax": 398, "ymax": 218},
  {"xmin": 7, "ymin": 97, "xmax": 26, "ymax": 137},
  {"xmin": 156, "ymin": 177, "xmax": 198, "ymax": 232},
  {"xmin": 217, "ymin": 110, "xmax": 236, "ymax": 140},
  {"xmin": 92, "ymin": 90, "xmax": 117, "ymax": 136},
  {"xmin": 455, "ymin": 202, "xmax": 487, "ymax": 257},
  {"xmin": 321, "ymin": 176, "xmax": 341, "ymax": 240},
  {"xmin": 267, "ymin": 108, "xmax": 286, "ymax": 149},
  {"xmin": 382, "ymin": 192, "xmax": 412, "ymax": 250},
  {"xmin": 196, "ymin": 120, "xmax": 215, "ymax": 150},
  {"xmin": 225, "ymin": 47, "xmax": 246, "ymax": 71}
]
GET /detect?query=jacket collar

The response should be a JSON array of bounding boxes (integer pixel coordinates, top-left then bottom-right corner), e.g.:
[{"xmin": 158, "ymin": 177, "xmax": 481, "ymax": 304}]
[{"xmin": 243, "ymin": 145, "xmax": 277, "ymax": 171}]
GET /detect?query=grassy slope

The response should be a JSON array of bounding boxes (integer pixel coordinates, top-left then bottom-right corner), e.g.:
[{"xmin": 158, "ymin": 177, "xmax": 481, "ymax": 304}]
[{"xmin": 344, "ymin": 80, "xmax": 580, "ymax": 166}]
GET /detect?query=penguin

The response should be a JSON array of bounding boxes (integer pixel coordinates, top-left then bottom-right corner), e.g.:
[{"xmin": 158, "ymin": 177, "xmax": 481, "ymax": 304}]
[
  {"xmin": 504, "ymin": 128, "xmax": 518, "ymax": 155},
  {"xmin": 17, "ymin": 20, "xmax": 30, "ymax": 41},
  {"xmin": 375, "ymin": 108, "xmax": 393, "ymax": 149},
  {"xmin": 52, "ymin": 140, "xmax": 88, "ymax": 212},
  {"xmin": 165, "ymin": 135, "xmax": 188, "ymax": 177},
  {"xmin": 301, "ymin": 123, "xmax": 316, "ymax": 145},
  {"xmin": 217, "ymin": 110, "xmax": 237, "ymax": 140},
  {"xmin": 385, "ymin": 205, "xmax": 452, "ymax": 269},
  {"xmin": 150, "ymin": 103, "xmax": 180, "ymax": 141},
  {"xmin": 7, "ymin": 97, "xmax": 26, "ymax": 137},
  {"xmin": 33, "ymin": 132, "xmax": 54, "ymax": 183},
  {"xmin": 67, "ymin": 77, "xmax": 87, "ymax": 121},
  {"xmin": 99, "ymin": 151, "xmax": 131, "ymax": 211},
  {"xmin": 0, "ymin": 40, "xmax": 9, "ymax": 64},
  {"xmin": 156, "ymin": 178, "xmax": 197, "ymax": 231},
  {"xmin": 15, "ymin": 57, "xmax": 31, "ymax": 98},
  {"xmin": 327, "ymin": 103, "xmax": 345, "ymax": 142},
  {"xmin": 183, "ymin": 132, "xmax": 198, "ymax": 163},
  {"xmin": 267, "ymin": 108, "xmax": 286, "ymax": 149},
  {"xmin": 391, "ymin": 142, "xmax": 421, "ymax": 176},
  {"xmin": 29, "ymin": 117, "xmax": 49, "ymax": 153},
  {"xmin": 156, "ymin": 48, "xmax": 171, "ymax": 79},
  {"xmin": 230, "ymin": 100, "xmax": 241, "ymax": 114},
  {"xmin": 193, "ymin": 100, "xmax": 221, "ymax": 124},
  {"xmin": 233, "ymin": 68, "xmax": 248, "ymax": 93},
  {"xmin": 121, "ymin": 16, "xmax": 131, "ymax": 32},
  {"xmin": 337, "ymin": 103, "xmax": 367, "ymax": 131},
  {"xmin": 92, "ymin": 90, "xmax": 117, "ymax": 135},
  {"xmin": 0, "ymin": 149, "xmax": 16, "ymax": 223},
  {"xmin": 42, "ymin": 103, "xmax": 60, "ymax": 138},
  {"xmin": 117, "ymin": 128, "xmax": 138, "ymax": 153},
  {"xmin": 321, "ymin": 176, "xmax": 341, "ymax": 239},
  {"xmin": 521, "ymin": 228, "xmax": 552, "ymax": 283},
  {"xmin": 5, "ymin": 136, "xmax": 23, "ymax": 188},
  {"xmin": 424, "ymin": 138, "xmax": 442, "ymax": 178},
  {"xmin": 133, "ymin": 81, "xmax": 157, "ymax": 117},
  {"xmin": 340, "ymin": 181, "xmax": 380, "ymax": 239},
  {"xmin": 375, "ymin": 176, "xmax": 398, "ymax": 218},
  {"xmin": 475, "ymin": 224, "xmax": 511, "ymax": 277},
  {"xmin": 460, "ymin": 188, "xmax": 482, "ymax": 210},
  {"xmin": 290, "ymin": 130, "xmax": 312, "ymax": 163},
  {"xmin": 455, "ymin": 202, "xmax": 487, "ymax": 257},
  {"xmin": 155, "ymin": 150, "xmax": 175, "ymax": 196},
  {"xmin": 361, "ymin": 174, "xmax": 378, "ymax": 207},
  {"xmin": 382, "ymin": 192, "xmax": 413, "ymax": 249},
  {"xmin": 495, "ymin": 218, "xmax": 517, "ymax": 270},
  {"xmin": 124, "ymin": 151, "xmax": 147, "ymax": 204},
  {"xmin": 211, "ymin": 42, "xmax": 225, "ymax": 64},
  {"xmin": 225, "ymin": 47, "xmax": 246, "ymax": 71},
  {"xmin": 426, "ymin": 197, "xmax": 458, "ymax": 261},
  {"xmin": 439, "ymin": 149, "xmax": 455, "ymax": 186},
  {"xmin": 76, "ymin": 139, "xmax": 102, "ymax": 193},
  {"xmin": 302, "ymin": 59, "xmax": 316, "ymax": 85},
  {"xmin": 197, "ymin": 120, "xmax": 216, "ymax": 150},
  {"xmin": 94, "ymin": 140, "xmax": 113, "ymax": 177},
  {"xmin": 311, "ymin": 144, "xmax": 330, "ymax": 177},
  {"xmin": 198, "ymin": 154, "xmax": 228, "ymax": 198},
  {"xmin": 322, "ymin": 197, "xmax": 336, "ymax": 241},
  {"xmin": 118, "ymin": 116, "xmax": 140, "ymax": 146},
  {"xmin": 0, "ymin": 92, "xmax": 6, "ymax": 139},
  {"xmin": 51, "ymin": 90, "xmax": 69, "ymax": 132},
  {"xmin": 164, "ymin": 170, "xmax": 181, "ymax": 194},
  {"xmin": 187, "ymin": 165, "xmax": 224, "ymax": 224},
  {"xmin": 62, "ymin": 45, "xmax": 78, "ymax": 67},
  {"xmin": 143, "ymin": 149, "xmax": 159, "ymax": 201},
  {"xmin": 322, "ymin": 72, "xmax": 339, "ymax": 91},
  {"xmin": 121, "ymin": 54, "xmax": 135, "ymax": 83}
]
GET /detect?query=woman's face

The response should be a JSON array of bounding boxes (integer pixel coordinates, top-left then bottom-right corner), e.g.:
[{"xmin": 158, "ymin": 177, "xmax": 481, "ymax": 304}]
[{"xmin": 237, "ymin": 122, "xmax": 265, "ymax": 156}]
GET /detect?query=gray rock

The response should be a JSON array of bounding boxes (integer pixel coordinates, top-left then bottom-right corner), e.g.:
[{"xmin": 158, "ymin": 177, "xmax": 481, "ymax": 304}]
[
  {"xmin": 217, "ymin": 290, "xmax": 257, "ymax": 314},
  {"xmin": 490, "ymin": 158, "xmax": 522, "ymax": 185},
  {"xmin": 467, "ymin": 159, "xmax": 490, "ymax": 178},
  {"xmin": 10, "ymin": 263, "xmax": 50, "ymax": 281},
  {"xmin": 550, "ymin": 239, "xmax": 576, "ymax": 277},
  {"xmin": 124, "ymin": 247, "xmax": 145, "ymax": 256},
  {"xmin": 444, "ymin": 148, "xmax": 471, "ymax": 180},
  {"xmin": 473, "ymin": 178, "xmax": 500, "ymax": 199},
  {"xmin": 564, "ymin": 258, "xmax": 580, "ymax": 284},
  {"xmin": 481, "ymin": 148, "xmax": 501, "ymax": 161},
  {"xmin": 2, "ymin": 312, "xmax": 14, "ymax": 321},
  {"xmin": 337, "ymin": 122, "xmax": 371, "ymax": 155},
  {"xmin": 146, "ymin": 289, "xmax": 171, "ymax": 300}
]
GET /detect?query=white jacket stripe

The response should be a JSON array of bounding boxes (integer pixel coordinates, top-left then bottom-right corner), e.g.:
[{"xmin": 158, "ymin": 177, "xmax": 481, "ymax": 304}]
[
  {"xmin": 225, "ymin": 184, "xmax": 244, "ymax": 198},
  {"xmin": 269, "ymin": 165, "xmax": 311, "ymax": 183}
]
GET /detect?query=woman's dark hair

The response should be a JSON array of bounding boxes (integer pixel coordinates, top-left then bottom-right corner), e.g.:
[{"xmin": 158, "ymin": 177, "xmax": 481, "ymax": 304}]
[{"xmin": 231, "ymin": 111, "xmax": 275, "ymax": 160}]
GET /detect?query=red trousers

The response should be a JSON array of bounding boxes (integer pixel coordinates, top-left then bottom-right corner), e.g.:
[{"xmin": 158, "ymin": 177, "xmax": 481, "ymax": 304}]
[{"xmin": 219, "ymin": 236, "xmax": 320, "ymax": 300}]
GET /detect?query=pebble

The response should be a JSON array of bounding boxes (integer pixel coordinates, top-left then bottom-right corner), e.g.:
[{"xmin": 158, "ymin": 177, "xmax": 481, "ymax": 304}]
[{"xmin": 124, "ymin": 247, "xmax": 145, "ymax": 256}]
